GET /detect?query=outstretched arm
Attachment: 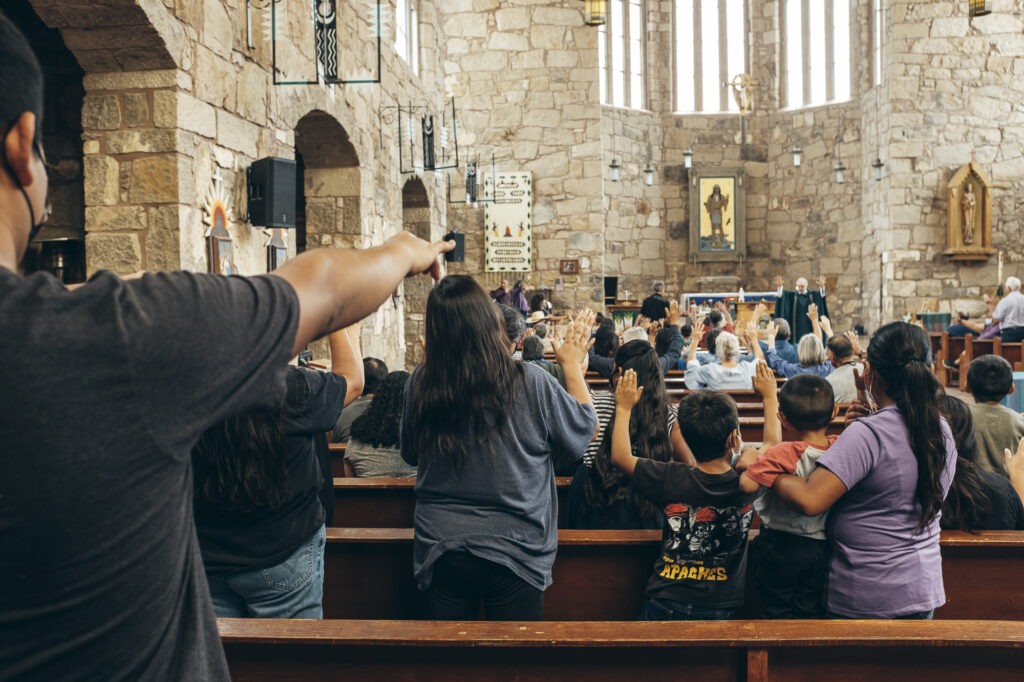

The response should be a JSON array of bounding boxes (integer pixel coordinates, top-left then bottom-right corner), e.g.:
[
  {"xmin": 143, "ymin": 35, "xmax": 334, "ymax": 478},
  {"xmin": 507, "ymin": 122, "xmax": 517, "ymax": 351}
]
[
  {"xmin": 772, "ymin": 466, "xmax": 848, "ymax": 516},
  {"xmin": 274, "ymin": 232, "xmax": 454, "ymax": 357},
  {"xmin": 329, "ymin": 324, "xmax": 364, "ymax": 407}
]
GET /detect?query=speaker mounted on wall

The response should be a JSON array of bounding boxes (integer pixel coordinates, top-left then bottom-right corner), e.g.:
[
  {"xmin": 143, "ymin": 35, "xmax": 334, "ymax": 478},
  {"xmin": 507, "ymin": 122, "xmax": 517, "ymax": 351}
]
[{"xmin": 247, "ymin": 157, "xmax": 297, "ymax": 228}]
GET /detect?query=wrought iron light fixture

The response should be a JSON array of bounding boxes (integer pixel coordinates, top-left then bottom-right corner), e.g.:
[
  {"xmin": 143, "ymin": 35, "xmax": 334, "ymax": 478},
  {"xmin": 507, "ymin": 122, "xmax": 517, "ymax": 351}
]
[
  {"xmin": 609, "ymin": 158, "xmax": 621, "ymax": 182},
  {"xmin": 644, "ymin": 143, "xmax": 655, "ymax": 186},
  {"xmin": 969, "ymin": 0, "xmax": 991, "ymax": 17},
  {"xmin": 792, "ymin": 145, "xmax": 802, "ymax": 167},
  {"xmin": 834, "ymin": 160, "xmax": 846, "ymax": 184},
  {"xmin": 269, "ymin": 0, "xmax": 382, "ymax": 85},
  {"xmin": 448, "ymin": 153, "xmax": 497, "ymax": 207},
  {"xmin": 683, "ymin": 147, "xmax": 693, "ymax": 169},
  {"xmin": 583, "ymin": 0, "xmax": 607, "ymax": 26},
  {"xmin": 871, "ymin": 157, "xmax": 884, "ymax": 181}
]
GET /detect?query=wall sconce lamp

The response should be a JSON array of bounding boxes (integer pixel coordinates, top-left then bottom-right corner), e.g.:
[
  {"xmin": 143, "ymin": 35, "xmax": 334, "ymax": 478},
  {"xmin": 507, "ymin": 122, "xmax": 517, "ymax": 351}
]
[
  {"xmin": 683, "ymin": 147, "xmax": 693, "ymax": 169},
  {"xmin": 583, "ymin": 0, "xmax": 607, "ymax": 26},
  {"xmin": 644, "ymin": 143, "xmax": 655, "ymax": 186},
  {"xmin": 834, "ymin": 160, "xmax": 846, "ymax": 184},
  {"xmin": 609, "ymin": 158, "xmax": 621, "ymax": 182},
  {"xmin": 871, "ymin": 157, "xmax": 884, "ymax": 181},
  {"xmin": 969, "ymin": 0, "xmax": 991, "ymax": 18},
  {"xmin": 792, "ymin": 145, "xmax": 802, "ymax": 167}
]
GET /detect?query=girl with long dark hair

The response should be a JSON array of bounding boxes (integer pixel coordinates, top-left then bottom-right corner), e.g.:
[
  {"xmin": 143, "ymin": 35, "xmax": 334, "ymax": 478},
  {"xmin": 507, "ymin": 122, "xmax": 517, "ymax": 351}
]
[
  {"xmin": 940, "ymin": 395, "xmax": 1024, "ymax": 531},
  {"xmin": 346, "ymin": 371, "xmax": 415, "ymax": 477},
  {"xmin": 400, "ymin": 275, "xmax": 597, "ymax": 620},
  {"xmin": 567, "ymin": 340, "xmax": 693, "ymax": 529},
  {"xmin": 193, "ymin": 327, "xmax": 363, "ymax": 618},
  {"xmin": 772, "ymin": 321, "xmax": 957, "ymax": 619}
]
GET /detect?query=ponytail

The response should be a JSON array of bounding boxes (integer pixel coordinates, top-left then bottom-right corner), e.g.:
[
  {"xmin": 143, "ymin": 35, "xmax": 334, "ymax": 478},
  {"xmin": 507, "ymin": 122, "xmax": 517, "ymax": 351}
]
[{"xmin": 866, "ymin": 323, "xmax": 949, "ymax": 532}]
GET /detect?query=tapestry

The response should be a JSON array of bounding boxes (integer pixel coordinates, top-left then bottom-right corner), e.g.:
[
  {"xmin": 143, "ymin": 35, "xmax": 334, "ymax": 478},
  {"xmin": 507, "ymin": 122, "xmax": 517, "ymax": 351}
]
[{"xmin": 483, "ymin": 171, "xmax": 532, "ymax": 272}]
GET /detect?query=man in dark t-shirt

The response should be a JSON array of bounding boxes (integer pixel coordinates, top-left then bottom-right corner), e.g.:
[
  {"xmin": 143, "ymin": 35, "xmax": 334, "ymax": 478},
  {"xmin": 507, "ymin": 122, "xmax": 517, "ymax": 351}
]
[{"xmin": 0, "ymin": 16, "xmax": 453, "ymax": 679}]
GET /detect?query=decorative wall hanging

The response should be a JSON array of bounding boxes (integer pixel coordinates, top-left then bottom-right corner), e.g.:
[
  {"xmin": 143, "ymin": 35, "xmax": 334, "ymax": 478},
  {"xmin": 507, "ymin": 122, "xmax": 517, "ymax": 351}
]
[
  {"xmin": 944, "ymin": 159, "xmax": 995, "ymax": 262},
  {"xmin": 266, "ymin": 228, "xmax": 288, "ymax": 270},
  {"xmin": 269, "ymin": 0, "xmax": 381, "ymax": 85},
  {"xmin": 483, "ymin": 171, "xmax": 533, "ymax": 272},
  {"xmin": 203, "ymin": 170, "xmax": 236, "ymax": 275},
  {"xmin": 386, "ymin": 98, "xmax": 460, "ymax": 174},
  {"xmin": 448, "ymin": 153, "xmax": 498, "ymax": 206},
  {"xmin": 688, "ymin": 167, "xmax": 747, "ymax": 263}
]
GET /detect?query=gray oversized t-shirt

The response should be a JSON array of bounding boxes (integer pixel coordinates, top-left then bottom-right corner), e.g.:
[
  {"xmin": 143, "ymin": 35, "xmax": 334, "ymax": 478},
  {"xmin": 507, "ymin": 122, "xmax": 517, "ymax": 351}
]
[
  {"xmin": 401, "ymin": 363, "xmax": 597, "ymax": 591},
  {"xmin": 0, "ymin": 268, "xmax": 298, "ymax": 681}
]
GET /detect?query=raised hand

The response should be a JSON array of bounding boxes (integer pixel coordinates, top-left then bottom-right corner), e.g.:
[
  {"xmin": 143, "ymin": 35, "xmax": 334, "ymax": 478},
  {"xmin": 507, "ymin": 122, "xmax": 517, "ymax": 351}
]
[
  {"xmin": 689, "ymin": 303, "xmax": 699, "ymax": 321},
  {"xmin": 615, "ymin": 368, "xmax": 644, "ymax": 410},
  {"xmin": 753, "ymin": 302, "xmax": 768, "ymax": 320},
  {"xmin": 819, "ymin": 316, "xmax": 834, "ymax": 337},
  {"xmin": 765, "ymin": 320, "xmax": 778, "ymax": 341},
  {"xmin": 751, "ymin": 359, "xmax": 777, "ymax": 399},
  {"xmin": 818, "ymin": 275, "xmax": 827, "ymax": 289},
  {"xmin": 386, "ymin": 231, "xmax": 456, "ymax": 281},
  {"xmin": 806, "ymin": 303, "xmax": 819, "ymax": 322},
  {"xmin": 417, "ymin": 334, "xmax": 426, "ymax": 352},
  {"xmin": 667, "ymin": 300, "xmax": 681, "ymax": 326},
  {"xmin": 844, "ymin": 330, "xmax": 863, "ymax": 356},
  {"xmin": 554, "ymin": 311, "xmax": 595, "ymax": 368},
  {"xmin": 844, "ymin": 366, "xmax": 875, "ymax": 423},
  {"xmin": 775, "ymin": 275, "xmax": 784, "ymax": 288},
  {"xmin": 1004, "ymin": 438, "xmax": 1024, "ymax": 499}
]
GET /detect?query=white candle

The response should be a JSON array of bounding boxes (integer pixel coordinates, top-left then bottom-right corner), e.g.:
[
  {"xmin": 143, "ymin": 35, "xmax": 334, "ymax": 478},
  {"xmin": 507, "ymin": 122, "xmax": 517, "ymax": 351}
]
[{"xmin": 998, "ymin": 250, "xmax": 1004, "ymax": 286}]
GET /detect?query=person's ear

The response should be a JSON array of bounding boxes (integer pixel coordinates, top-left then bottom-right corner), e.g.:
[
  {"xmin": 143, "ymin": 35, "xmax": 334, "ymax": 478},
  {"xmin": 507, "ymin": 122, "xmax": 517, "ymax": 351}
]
[
  {"xmin": 777, "ymin": 413, "xmax": 790, "ymax": 430},
  {"xmin": 1009, "ymin": 384, "xmax": 1016, "ymax": 396},
  {"xmin": 728, "ymin": 428, "xmax": 741, "ymax": 453},
  {"xmin": 3, "ymin": 112, "xmax": 39, "ymax": 188},
  {"xmin": 830, "ymin": 403, "xmax": 840, "ymax": 421}
]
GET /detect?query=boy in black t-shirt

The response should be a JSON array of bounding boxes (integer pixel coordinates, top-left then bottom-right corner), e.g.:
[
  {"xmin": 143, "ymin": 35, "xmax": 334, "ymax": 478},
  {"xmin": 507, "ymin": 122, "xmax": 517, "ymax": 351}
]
[{"xmin": 611, "ymin": 372, "xmax": 760, "ymax": 620}]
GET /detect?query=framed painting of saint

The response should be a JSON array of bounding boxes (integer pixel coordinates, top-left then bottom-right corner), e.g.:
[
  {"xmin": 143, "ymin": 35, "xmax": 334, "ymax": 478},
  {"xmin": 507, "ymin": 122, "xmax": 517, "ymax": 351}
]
[{"xmin": 688, "ymin": 167, "xmax": 746, "ymax": 262}]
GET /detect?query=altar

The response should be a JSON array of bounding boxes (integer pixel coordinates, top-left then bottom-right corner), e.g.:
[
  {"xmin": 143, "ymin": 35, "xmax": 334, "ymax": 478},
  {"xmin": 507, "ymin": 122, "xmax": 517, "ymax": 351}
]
[{"xmin": 683, "ymin": 291, "xmax": 778, "ymax": 332}]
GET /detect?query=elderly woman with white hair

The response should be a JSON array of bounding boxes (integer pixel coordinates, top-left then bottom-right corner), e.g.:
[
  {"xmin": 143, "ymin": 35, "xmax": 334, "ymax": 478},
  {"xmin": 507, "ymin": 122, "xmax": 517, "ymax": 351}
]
[
  {"xmin": 748, "ymin": 319, "xmax": 834, "ymax": 379},
  {"xmin": 683, "ymin": 314, "xmax": 758, "ymax": 390},
  {"xmin": 994, "ymin": 276, "xmax": 1024, "ymax": 343}
]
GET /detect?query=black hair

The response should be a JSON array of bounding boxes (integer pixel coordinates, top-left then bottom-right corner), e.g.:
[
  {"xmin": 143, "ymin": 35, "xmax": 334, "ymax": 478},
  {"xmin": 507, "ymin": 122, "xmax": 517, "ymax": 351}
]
[
  {"xmin": 593, "ymin": 324, "xmax": 619, "ymax": 358},
  {"xmin": 413, "ymin": 276, "xmax": 524, "ymax": 472},
  {"xmin": 585, "ymin": 341, "xmax": 673, "ymax": 523},
  {"xmin": 530, "ymin": 293, "xmax": 546, "ymax": 313},
  {"xmin": 513, "ymin": 279, "xmax": 525, "ymax": 289},
  {"xmin": 704, "ymin": 327, "xmax": 722, "ymax": 352},
  {"xmin": 707, "ymin": 309, "xmax": 723, "ymax": 326},
  {"xmin": 0, "ymin": 12, "xmax": 44, "ymax": 138},
  {"xmin": 676, "ymin": 389, "xmax": 738, "ymax": 462},
  {"xmin": 939, "ymin": 395, "xmax": 991, "ymax": 532},
  {"xmin": 680, "ymin": 323, "xmax": 693, "ymax": 339},
  {"xmin": 867, "ymin": 322, "xmax": 949, "ymax": 532},
  {"xmin": 966, "ymin": 354, "xmax": 1014, "ymax": 403},
  {"xmin": 779, "ymin": 375, "xmax": 835, "ymax": 431},
  {"xmin": 826, "ymin": 335, "xmax": 854, "ymax": 361},
  {"xmin": 497, "ymin": 302, "xmax": 526, "ymax": 346},
  {"xmin": 362, "ymin": 357, "xmax": 388, "ymax": 395},
  {"xmin": 654, "ymin": 326, "xmax": 676, "ymax": 356},
  {"xmin": 350, "ymin": 371, "xmax": 410, "ymax": 449},
  {"xmin": 522, "ymin": 335, "xmax": 545, "ymax": 361}
]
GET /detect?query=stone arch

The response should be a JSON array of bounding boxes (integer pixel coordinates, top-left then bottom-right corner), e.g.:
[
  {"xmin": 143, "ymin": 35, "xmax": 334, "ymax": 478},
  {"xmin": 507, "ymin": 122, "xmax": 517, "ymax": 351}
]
[
  {"xmin": 294, "ymin": 110, "xmax": 362, "ymax": 252},
  {"xmin": 402, "ymin": 176, "xmax": 431, "ymax": 367}
]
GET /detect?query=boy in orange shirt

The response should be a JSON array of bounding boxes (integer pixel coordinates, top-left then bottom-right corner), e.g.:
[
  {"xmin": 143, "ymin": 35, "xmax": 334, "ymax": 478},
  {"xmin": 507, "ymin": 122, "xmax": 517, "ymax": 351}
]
[{"xmin": 737, "ymin": 374, "xmax": 838, "ymax": 618}]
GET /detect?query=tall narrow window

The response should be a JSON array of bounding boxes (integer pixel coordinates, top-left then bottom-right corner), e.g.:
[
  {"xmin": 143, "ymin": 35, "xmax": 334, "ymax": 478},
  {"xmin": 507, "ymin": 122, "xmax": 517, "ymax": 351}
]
[
  {"xmin": 674, "ymin": 0, "xmax": 747, "ymax": 113},
  {"xmin": 872, "ymin": 0, "xmax": 882, "ymax": 86},
  {"xmin": 784, "ymin": 0, "xmax": 850, "ymax": 108},
  {"xmin": 395, "ymin": 0, "xmax": 418, "ymax": 74},
  {"xmin": 598, "ymin": 0, "xmax": 647, "ymax": 109}
]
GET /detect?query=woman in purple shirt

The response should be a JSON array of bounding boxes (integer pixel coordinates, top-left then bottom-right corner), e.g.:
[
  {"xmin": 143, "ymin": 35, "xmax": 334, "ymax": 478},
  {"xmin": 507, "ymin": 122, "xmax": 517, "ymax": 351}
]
[{"xmin": 772, "ymin": 322, "xmax": 956, "ymax": 619}]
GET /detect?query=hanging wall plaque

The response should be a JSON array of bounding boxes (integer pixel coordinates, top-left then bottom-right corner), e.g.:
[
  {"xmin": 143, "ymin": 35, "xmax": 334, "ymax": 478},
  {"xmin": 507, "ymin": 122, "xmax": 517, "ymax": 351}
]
[{"xmin": 483, "ymin": 171, "xmax": 532, "ymax": 273}]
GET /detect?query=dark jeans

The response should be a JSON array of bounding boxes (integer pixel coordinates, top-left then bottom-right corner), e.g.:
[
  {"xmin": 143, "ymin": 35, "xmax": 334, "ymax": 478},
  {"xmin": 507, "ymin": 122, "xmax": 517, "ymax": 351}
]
[
  {"xmin": 827, "ymin": 610, "xmax": 934, "ymax": 620},
  {"xmin": 639, "ymin": 597, "xmax": 734, "ymax": 621},
  {"xmin": 752, "ymin": 528, "xmax": 828, "ymax": 619},
  {"xmin": 1001, "ymin": 326, "xmax": 1024, "ymax": 343},
  {"xmin": 426, "ymin": 550, "xmax": 543, "ymax": 621}
]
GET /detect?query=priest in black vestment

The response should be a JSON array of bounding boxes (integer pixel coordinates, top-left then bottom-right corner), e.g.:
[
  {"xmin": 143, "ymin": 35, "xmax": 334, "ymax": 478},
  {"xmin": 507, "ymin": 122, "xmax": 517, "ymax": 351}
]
[{"xmin": 774, "ymin": 275, "xmax": 829, "ymax": 341}]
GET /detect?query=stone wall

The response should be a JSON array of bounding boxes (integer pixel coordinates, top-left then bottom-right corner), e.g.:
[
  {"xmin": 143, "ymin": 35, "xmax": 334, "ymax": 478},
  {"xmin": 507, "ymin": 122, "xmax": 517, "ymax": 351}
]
[{"xmin": 441, "ymin": 1, "xmax": 605, "ymax": 312}]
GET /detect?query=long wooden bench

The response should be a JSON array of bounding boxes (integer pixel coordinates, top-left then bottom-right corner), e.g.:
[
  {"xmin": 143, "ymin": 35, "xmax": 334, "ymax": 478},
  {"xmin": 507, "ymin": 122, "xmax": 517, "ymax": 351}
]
[
  {"xmin": 332, "ymin": 477, "xmax": 573, "ymax": 528},
  {"xmin": 319, "ymin": 528, "xmax": 1024, "ymax": 621},
  {"xmin": 220, "ymin": 618, "xmax": 1024, "ymax": 681}
]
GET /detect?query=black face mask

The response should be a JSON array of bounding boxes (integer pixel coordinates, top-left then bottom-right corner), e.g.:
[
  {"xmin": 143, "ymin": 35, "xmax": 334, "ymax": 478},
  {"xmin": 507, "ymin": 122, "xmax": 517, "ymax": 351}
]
[{"xmin": 1, "ymin": 123, "xmax": 49, "ymax": 244}]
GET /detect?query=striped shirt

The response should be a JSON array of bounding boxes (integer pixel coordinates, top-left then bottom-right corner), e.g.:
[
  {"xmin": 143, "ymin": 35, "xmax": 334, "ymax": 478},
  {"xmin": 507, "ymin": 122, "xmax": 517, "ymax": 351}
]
[{"xmin": 583, "ymin": 391, "xmax": 678, "ymax": 467}]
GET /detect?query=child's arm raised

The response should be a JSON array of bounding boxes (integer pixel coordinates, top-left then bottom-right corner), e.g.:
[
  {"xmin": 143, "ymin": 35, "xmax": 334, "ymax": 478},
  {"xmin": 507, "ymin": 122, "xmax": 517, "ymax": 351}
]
[
  {"xmin": 610, "ymin": 368, "xmax": 643, "ymax": 476},
  {"xmin": 752, "ymin": 359, "xmax": 781, "ymax": 447}
]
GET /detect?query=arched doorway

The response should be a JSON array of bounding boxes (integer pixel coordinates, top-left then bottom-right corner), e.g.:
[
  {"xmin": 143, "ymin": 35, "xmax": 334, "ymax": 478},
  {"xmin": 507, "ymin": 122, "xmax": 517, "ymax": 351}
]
[
  {"xmin": 402, "ymin": 177, "xmax": 430, "ymax": 368},
  {"xmin": 8, "ymin": 1, "xmax": 85, "ymax": 283}
]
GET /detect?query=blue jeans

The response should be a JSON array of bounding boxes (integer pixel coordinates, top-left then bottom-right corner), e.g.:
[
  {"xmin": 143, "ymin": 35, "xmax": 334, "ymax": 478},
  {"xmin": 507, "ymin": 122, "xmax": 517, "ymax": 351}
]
[
  {"xmin": 639, "ymin": 597, "xmax": 734, "ymax": 621},
  {"xmin": 207, "ymin": 524, "xmax": 326, "ymax": 619}
]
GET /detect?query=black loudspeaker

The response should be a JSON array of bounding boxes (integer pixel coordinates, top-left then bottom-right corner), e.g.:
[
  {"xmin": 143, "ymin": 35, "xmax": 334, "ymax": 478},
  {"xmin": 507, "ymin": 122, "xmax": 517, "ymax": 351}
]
[
  {"xmin": 444, "ymin": 231, "xmax": 465, "ymax": 262},
  {"xmin": 247, "ymin": 157, "xmax": 297, "ymax": 228}
]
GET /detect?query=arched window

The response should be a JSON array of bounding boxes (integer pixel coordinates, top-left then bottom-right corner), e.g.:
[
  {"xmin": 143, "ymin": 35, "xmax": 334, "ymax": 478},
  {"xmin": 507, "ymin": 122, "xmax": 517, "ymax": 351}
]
[
  {"xmin": 674, "ymin": 0, "xmax": 746, "ymax": 113},
  {"xmin": 782, "ymin": 0, "xmax": 851, "ymax": 108},
  {"xmin": 598, "ymin": 0, "xmax": 647, "ymax": 109}
]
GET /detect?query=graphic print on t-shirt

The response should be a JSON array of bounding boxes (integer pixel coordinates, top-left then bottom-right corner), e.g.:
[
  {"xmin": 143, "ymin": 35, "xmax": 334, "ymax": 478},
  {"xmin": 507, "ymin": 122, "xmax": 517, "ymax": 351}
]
[{"xmin": 658, "ymin": 502, "xmax": 754, "ymax": 582}]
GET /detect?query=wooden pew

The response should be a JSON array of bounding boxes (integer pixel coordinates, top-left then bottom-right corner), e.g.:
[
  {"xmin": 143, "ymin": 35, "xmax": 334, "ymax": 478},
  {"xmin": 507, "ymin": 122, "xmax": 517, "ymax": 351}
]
[
  {"xmin": 319, "ymin": 528, "xmax": 1024, "ymax": 621},
  {"xmin": 943, "ymin": 334, "xmax": 968, "ymax": 388},
  {"xmin": 332, "ymin": 477, "xmax": 573, "ymax": 528},
  {"xmin": 220, "ymin": 618, "xmax": 1024, "ymax": 682},
  {"xmin": 328, "ymin": 442, "xmax": 346, "ymax": 477},
  {"xmin": 998, "ymin": 342, "xmax": 1024, "ymax": 372}
]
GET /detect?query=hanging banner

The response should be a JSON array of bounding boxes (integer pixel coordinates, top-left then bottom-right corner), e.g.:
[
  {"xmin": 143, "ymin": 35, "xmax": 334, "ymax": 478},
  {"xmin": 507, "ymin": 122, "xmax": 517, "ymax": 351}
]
[{"xmin": 483, "ymin": 171, "xmax": 532, "ymax": 272}]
